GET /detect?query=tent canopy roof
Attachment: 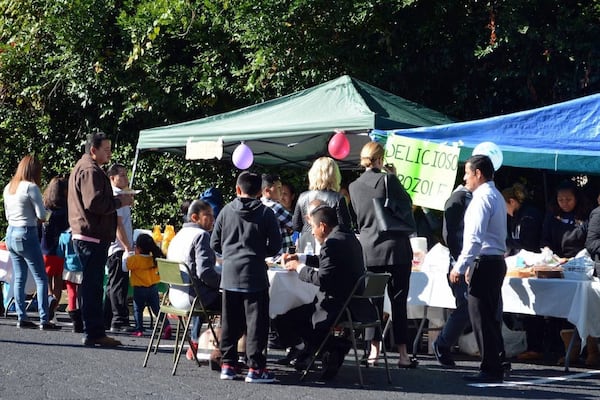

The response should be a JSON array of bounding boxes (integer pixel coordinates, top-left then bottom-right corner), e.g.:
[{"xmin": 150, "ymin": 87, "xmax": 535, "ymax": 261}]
[
  {"xmin": 136, "ymin": 75, "xmax": 454, "ymax": 168},
  {"xmin": 392, "ymin": 93, "xmax": 600, "ymax": 174}
]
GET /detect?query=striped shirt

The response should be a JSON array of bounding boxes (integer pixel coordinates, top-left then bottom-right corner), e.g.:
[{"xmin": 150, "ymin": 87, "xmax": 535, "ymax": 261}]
[{"xmin": 261, "ymin": 197, "xmax": 294, "ymax": 252}]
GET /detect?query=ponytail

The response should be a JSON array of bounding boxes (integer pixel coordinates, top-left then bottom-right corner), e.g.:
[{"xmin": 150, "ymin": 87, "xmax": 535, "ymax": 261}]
[{"xmin": 135, "ymin": 233, "xmax": 165, "ymax": 262}]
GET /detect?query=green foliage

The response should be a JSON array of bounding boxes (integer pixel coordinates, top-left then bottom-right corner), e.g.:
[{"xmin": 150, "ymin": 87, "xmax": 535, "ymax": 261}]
[{"xmin": 128, "ymin": 150, "xmax": 239, "ymax": 231}]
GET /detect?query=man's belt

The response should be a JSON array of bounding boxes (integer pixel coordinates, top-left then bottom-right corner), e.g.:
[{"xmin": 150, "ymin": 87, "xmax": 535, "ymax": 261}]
[{"xmin": 477, "ymin": 254, "xmax": 504, "ymax": 261}]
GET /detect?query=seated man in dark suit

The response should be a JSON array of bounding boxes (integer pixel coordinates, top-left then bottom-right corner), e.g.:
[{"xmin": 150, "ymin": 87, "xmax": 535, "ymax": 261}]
[{"xmin": 280, "ymin": 204, "xmax": 370, "ymax": 380}]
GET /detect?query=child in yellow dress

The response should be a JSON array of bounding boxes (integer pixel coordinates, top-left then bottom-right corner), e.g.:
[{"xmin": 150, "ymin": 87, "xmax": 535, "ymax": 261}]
[{"xmin": 126, "ymin": 233, "xmax": 171, "ymax": 338}]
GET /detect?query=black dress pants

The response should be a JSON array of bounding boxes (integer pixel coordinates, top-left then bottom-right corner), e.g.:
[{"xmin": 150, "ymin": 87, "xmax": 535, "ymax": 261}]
[
  {"xmin": 104, "ymin": 250, "xmax": 130, "ymax": 327},
  {"xmin": 467, "ymin": 256, "xmax": 506, "ymax": 377},
  {"xmin": 220, "ymin": 289, "xmax": 269, "ymax": 370}
]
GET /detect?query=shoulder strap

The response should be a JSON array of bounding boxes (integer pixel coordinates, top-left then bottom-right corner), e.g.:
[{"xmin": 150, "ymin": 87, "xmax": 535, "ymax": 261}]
[{"xmin": 383, "ymin": 174, "xmax": 390, "ymax": 205}]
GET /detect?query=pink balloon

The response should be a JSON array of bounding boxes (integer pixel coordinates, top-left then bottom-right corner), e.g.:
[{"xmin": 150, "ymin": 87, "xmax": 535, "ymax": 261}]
[
  {"xmin": 232, "ymin": 143, "xmax": 253, "ymax": 169},
  {"xmin": 328, "ymin": 131, "xmax": 350, "ymax": 160}
]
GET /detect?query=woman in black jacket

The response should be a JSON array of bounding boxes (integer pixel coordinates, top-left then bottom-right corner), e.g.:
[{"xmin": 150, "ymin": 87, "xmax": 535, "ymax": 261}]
[
  {"xmin": 541, "ymin": 180, "xmax": 590, "ymax": 259},
  {"xmin": 349, "ymin": 141, "xmax": 417, "ymax": 368}
]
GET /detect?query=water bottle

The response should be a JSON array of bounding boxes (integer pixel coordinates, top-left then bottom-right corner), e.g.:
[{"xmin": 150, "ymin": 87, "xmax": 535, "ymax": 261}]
[{"xmin": 304, "ymin": 242, "xmax": 314, "ymax": 255}]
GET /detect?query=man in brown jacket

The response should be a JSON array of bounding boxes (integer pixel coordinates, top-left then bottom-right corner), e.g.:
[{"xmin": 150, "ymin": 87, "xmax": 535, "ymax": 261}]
[{"xmin": 68, "ymin": 132, "xmax": 133, "ymax": 347}]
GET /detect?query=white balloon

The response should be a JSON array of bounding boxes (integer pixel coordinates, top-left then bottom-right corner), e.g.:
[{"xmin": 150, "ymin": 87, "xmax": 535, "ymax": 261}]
[{"xmin": 472, "ymin": 141, "xmax": 503, "ymax": 171}]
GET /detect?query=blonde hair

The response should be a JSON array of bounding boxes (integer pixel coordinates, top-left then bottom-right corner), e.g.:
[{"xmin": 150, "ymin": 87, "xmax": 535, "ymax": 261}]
[
  {"xmin": 308, "ymin": 157, "xmax": 341, "ymax": 191},
  {"xmin": 359, "ymin": 141, "xmax": 385, "ymax": 169},
  {"xmin": 502, "ymin": 183, "xmax": 528, "ymax": 204},
  {"xmin": 8, "ymin": 155, "xmax": 42, "ymax": 194}
]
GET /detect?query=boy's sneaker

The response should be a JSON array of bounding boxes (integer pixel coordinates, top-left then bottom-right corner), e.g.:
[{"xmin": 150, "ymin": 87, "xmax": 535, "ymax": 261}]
[
  {"xmin": 220, "ymin": 363, "xmax": 238, "ymax": 380},
  {"xmin": 433, "ymin": 340, "xmax": 455, "ymax": 367},
  {"xmin": 245, "ymin": 368, "xmax": 276, "ymax": 383},
  {"xmin": 131, "ymin": 331, "xmax": 144, "ymax": 337}
]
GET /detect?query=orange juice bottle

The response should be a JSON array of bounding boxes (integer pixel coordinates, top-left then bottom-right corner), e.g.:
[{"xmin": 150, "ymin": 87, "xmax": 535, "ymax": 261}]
[
  {"xmin": 161, "ymin": 225, "xmax": 175, "ymax": 254},
  {"xmin": 152, "ymin": 225, "xmax": 163, "ymax": 247}
]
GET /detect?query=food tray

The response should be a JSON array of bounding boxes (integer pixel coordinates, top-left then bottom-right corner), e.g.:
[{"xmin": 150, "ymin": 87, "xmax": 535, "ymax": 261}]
[{"xmin": 533, "ymin": 266, "xmax": 564, "ymax": 279}]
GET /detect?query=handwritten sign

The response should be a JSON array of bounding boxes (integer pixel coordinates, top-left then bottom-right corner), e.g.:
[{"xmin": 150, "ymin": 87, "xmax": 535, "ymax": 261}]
[{"xmin": 384, "ymin": 135, "xmax": 460, "ymax": 210}]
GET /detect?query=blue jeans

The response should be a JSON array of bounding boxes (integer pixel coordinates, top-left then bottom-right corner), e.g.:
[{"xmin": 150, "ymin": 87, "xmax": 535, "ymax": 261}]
[
  {"xmin": 132, "ymin": 285, "xmax": 162, "ymax": 332},
  {"xmin": 435, "ymin": 275, "xmax": 470, "ymax": 350},
  {"xmin": 6, "ymin": 225, "xmax": 49, "ymax": 323},
  {"xmin": 74, "ymin": 240, "xmax": 110, "ymax": 339}
]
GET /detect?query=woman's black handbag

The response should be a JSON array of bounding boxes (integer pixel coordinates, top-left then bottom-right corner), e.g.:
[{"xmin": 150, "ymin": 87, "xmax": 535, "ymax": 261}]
[{"xmin": 372, "ymin": 174, "xmax": 415, "ymax": 233}]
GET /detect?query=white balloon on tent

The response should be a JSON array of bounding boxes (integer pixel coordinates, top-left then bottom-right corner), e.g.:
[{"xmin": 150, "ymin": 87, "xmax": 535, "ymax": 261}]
[{"xmin": 472, "ymin": 141, "xmax": 503, "ymax": 171}]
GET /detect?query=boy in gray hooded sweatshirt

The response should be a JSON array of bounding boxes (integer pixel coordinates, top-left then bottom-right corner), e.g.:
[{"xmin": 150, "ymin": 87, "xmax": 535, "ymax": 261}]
[{"xmin": 211, "ymin": 171, "xmax": 281, "ymax": 383}]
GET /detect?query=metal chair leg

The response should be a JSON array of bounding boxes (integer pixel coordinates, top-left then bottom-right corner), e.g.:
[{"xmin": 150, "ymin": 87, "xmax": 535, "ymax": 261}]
[
  {"xmin": 299, "ymin": 330, "xmax": 334, "ymax": 382},
  {"xmin": 172, "ymin": 314, "xmax": 200, "ymax": 375},
  {"xmin": 379, "ymin": 329, "xmax": 392, "ymax": 384},
  {"xmin": 143, "ymin": 311, "xmax": 166, "ymax": 367},
  {"xmin": 348, "ymin": 323, "xmax": 364, "ymax": 387}
]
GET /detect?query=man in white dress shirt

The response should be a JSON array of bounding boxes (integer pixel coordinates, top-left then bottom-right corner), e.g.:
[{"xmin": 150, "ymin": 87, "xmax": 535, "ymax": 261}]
[{"xmin": 450, "ymin": 155, "xmax": 507, "ymax": 383}]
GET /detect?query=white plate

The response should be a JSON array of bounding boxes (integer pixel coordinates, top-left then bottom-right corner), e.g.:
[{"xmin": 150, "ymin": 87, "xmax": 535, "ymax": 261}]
[
  {"xmin": 120, "ymin": 189, "xmax": 142, "ymax": 195},
  {"xmin": 268, "ymin": 265, "xmax": 286, "ymax": 271}
]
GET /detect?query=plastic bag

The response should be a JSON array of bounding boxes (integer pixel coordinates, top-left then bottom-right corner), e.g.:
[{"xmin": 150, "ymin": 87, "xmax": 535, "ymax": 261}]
[
  {"xmin": 502, "ymin": 322, "xmax": 527, "ymax": 358},
  {"xmin": 420, "ymin": 243, "xmax": 450, "ymax": 273},
  {"xmin": 562, "ymin": 249, "xmax": 595, "ymax": 280},
  {"xmin": 458, "ymin": 322, "xmax": 526, "ymax": 357}
]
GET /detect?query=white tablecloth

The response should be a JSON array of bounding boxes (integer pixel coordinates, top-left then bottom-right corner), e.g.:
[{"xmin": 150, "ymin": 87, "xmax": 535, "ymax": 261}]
[
  {"xmin": 0, "ymin": 249, "xmax": 36, "ymax": 307},
  {"xmin": 407, "ymin": 269, "xmax": 600, "ymax": 339},
  {"xmin": 267, "ymin": 268, "xmax": 319, "ymax": 319}
]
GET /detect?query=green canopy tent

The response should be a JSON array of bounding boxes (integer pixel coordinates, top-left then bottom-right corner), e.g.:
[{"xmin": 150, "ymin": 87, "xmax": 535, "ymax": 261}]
[{"xmin": 132, "ymin": 75, "xmax": 454, "ymax": 181}]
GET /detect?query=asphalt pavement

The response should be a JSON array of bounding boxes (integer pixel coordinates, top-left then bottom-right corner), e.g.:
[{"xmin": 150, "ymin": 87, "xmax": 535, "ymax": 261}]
[{"xmin": 1, "ymin": 311, "xmax": 599, "ymax": 400}]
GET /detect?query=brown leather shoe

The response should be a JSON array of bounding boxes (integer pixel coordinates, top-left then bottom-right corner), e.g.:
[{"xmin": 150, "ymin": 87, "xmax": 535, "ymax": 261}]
[
  {"xmin": 83, "ymin": 335, "xmax": 122, "ymax": 347},
  {"xmin": 517, "ymin": 351, "xmax": 543, "ymax": 361}
]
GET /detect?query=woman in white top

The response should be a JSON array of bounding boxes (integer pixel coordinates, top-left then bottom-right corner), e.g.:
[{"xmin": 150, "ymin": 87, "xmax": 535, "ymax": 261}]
[{"xmin": 3, "ymin": 155, "xmax": 59, "ymax": 330}]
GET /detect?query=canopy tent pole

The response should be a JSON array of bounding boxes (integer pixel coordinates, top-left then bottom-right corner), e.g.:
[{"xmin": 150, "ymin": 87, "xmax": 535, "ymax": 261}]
[
  {"xmin": 130, "ymin": 147, "xmax": 141, "ymax": 187},
  {"xmin": 543, "ymin": 170, "xmax": 548, "ymax": 207}
]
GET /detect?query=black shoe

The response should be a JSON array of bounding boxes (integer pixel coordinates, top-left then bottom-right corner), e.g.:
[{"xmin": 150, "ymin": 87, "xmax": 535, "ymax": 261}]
[
  {"xmin": 82, "ymin": 335, "xmax": 122, "ymax": 347},
  {"xmin": 291, "ymin": 350, "xmax": 314, "ymax": 371},
  {"xmin": 433, "ymin": 341, "xmax": 456, "ymax": 367},
  {"xmin": 397, "ymin": 358, "xmax": 419, "ymax": 369},
  {"xmin": 463, "ymin": 371, "xmax": 503, "ymax": 383},
  {"xmin": 48, "ymin": 296, "xmax": 58, "ymax": 321},
  {"xmin": 68, "ymin": 310, "xmax": 84, "ymax": 333},
  {"xmin": 267, "ymin": 331, "xmax": 284, "ymax": 350},
  {"xmin": 16, "ymin": 320, "xmax": 37, "ymax": 329},
  {"xmin": 502, "ymin": 361, "xmax": 512, "ymax": 379},
  {"xmin": 40, "ymin": 322, "xmax": 61, "ymax": 331},
  {"xmin": 110, "ymin": 325, "xmax": 135, "ymax": 333},
  {"xmin": 320, "ymin": 350, "xmax": 341, "ymax": 381},
  {"xmin": 276, "ymin": 347, "xmax": 304, "ymax": 366}
]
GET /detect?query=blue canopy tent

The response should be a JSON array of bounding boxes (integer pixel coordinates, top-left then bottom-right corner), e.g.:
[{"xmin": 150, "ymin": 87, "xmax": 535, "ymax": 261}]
[{"xmin": 387, "ymin": 93, "xmax": 600, "ymax": 174}]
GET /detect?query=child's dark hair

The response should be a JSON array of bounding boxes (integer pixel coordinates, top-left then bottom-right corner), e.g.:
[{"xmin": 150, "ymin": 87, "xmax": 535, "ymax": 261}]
[
  {"xmin": 237, "ymin": 171, "xmax": 262, "ymax": 197},
  {"xmin": 135, "ymin": 233, "xmax": 164, "ymax": 261}
]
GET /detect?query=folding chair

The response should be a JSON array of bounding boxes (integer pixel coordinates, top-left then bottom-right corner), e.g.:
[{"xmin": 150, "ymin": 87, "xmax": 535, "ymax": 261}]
[
  {"xmin": 143, "ymin": 258, "xmax": 221, "ymax": 375},
  {"xmin": 4, "ymin": 291, "xmax": 38, "ymax": 318},
  {"xmin": 300, "ymin": 272, "xmax": 392, "ymax": 387}
]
